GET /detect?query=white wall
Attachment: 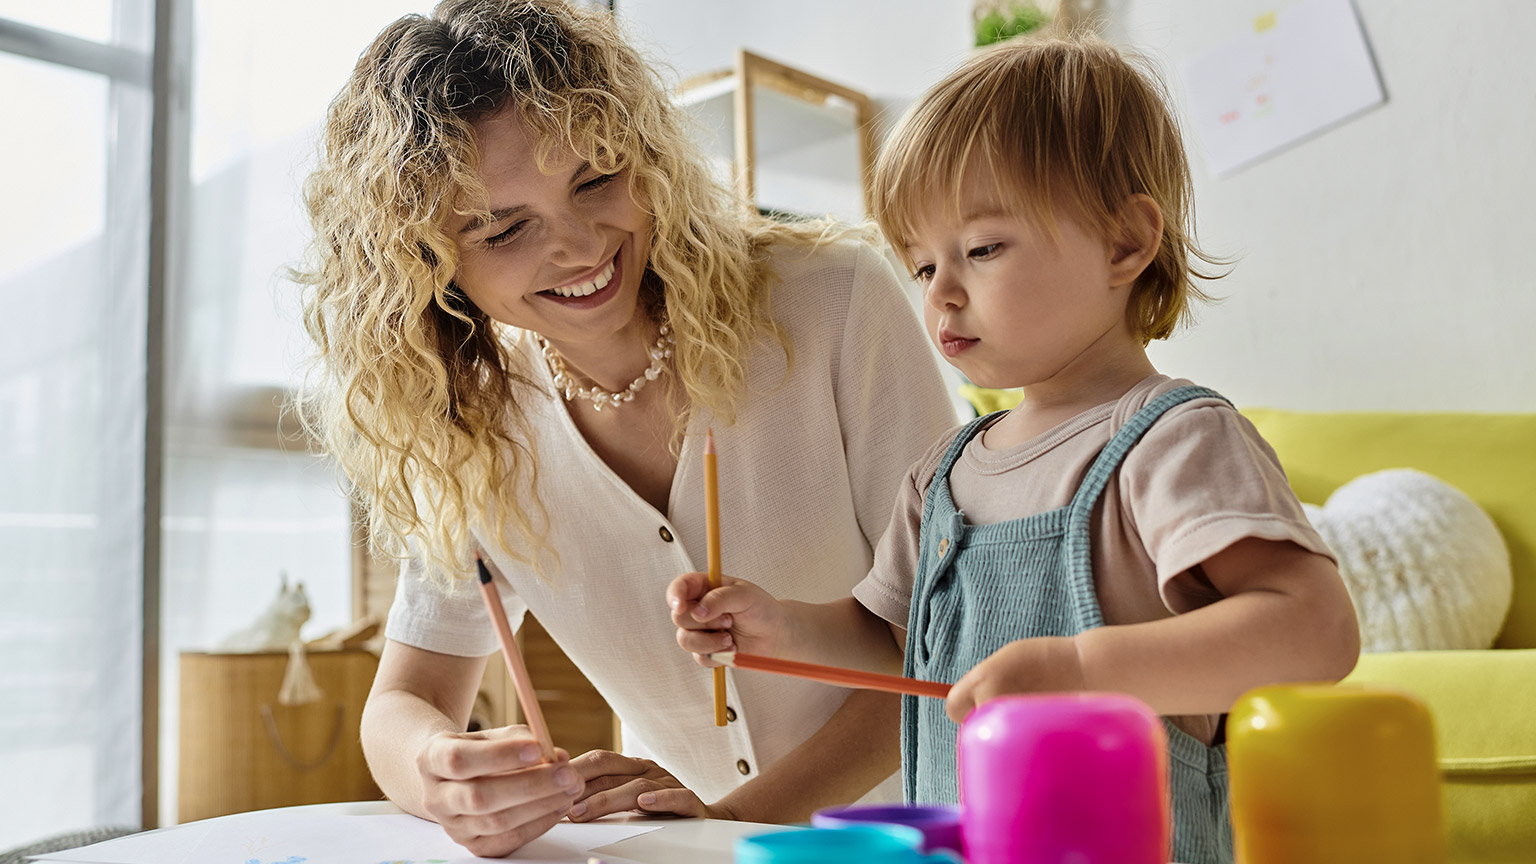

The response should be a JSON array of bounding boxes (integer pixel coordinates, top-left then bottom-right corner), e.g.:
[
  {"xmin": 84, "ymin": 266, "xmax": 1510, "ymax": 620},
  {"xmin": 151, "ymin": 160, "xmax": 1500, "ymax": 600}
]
[{"xmin": 622, "ymin": 0, "xmax": 1536, "ymax": 413}]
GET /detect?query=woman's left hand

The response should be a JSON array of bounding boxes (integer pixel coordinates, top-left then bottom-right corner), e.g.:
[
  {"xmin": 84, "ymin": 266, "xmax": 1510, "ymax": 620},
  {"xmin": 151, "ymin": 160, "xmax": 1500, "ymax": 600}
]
[
  {"xmin": 945, "ymin": 636, "xmax": 1087, "ymax": 724},
  {"xmin": 566, "ymin": 750, "xmax": 737, "ymax": 821}
]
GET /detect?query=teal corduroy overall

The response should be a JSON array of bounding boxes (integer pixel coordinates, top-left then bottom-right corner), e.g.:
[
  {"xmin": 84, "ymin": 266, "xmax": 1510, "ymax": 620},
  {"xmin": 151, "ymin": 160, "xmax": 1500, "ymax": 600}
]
[{"xmin": 902, "ymin": 386, "xmax": 1234, "ymax": 864}]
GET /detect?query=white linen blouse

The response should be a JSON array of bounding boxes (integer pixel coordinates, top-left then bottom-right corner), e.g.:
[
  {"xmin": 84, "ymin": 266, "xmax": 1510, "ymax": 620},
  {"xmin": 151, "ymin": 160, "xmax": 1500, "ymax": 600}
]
[{"xmin": 384, "ymin": 239, "xmax": 959, "ymax": 804}]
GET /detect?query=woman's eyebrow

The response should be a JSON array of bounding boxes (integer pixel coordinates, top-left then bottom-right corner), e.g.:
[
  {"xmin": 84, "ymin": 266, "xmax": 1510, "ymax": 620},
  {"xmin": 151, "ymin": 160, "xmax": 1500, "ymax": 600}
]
[
  {"xmin": 459, "ymin": 205, "xmax": 528, "ymax": 236},
  {"xmin": 457, "ymin": 162, "xmax": 596, "ymax": 235}
]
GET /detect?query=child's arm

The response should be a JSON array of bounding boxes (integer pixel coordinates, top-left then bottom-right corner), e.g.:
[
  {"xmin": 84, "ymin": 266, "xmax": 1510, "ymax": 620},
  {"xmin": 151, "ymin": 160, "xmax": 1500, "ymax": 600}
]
[
  {"xmin": 667, "ymin": 572, "xmax": 905, "ymax": 675},
  {"xmin": 945, "ymin": 537, "xmax": 1360, "ymax": 722}
]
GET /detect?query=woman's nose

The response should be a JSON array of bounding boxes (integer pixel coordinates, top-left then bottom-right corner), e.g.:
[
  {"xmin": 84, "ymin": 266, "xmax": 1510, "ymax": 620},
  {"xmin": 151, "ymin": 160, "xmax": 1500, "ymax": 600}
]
[{"xmin": 548, "ymin": 209, "xmax": 605, "ymax": 267}]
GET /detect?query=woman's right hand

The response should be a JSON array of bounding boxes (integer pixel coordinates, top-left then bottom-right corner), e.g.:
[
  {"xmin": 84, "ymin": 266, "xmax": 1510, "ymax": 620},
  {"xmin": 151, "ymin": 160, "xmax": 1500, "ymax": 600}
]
[
  {"xmin": 415, "ymin": 725, "xmax": 584, "ymax": 857},
  {"xmin": 666, "ymin": 572, "xmax": 790, "ymax": 664}
]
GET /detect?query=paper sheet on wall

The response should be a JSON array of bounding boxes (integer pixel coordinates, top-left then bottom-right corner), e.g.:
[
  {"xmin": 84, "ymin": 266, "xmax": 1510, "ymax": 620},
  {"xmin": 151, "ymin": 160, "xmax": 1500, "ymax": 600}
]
[
  {"xmin": 31, "ymin": 813, "xmax": 657, "ymax": 864},
  {"xmin": 1182, "ymin": 0, "xmax": 1385, "ymax": 175}
]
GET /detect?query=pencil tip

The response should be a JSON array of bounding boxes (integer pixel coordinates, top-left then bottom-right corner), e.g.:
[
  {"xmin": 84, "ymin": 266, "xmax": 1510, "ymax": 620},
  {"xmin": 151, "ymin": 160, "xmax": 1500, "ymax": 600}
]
[
  {"xmin": 474, "ymin": 552, "xmax": 492, "ymax": 584},
  {"xmin": 705, "ymin": 428, "xmax": 716, "ymax": 454},
  {"xmin": 707, "ymin": 651, "xmax": 736, "ymax": 666}
]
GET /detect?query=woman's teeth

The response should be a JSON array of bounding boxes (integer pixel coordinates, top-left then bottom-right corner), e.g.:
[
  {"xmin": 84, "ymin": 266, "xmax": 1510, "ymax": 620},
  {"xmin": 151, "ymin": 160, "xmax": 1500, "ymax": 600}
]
[{"xmin": 546, "ymin": 261, "xmax": 615, "ymax": 298}]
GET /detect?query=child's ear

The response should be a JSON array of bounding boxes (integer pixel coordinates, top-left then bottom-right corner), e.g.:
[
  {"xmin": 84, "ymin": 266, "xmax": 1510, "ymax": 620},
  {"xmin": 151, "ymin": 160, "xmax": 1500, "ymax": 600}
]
[{"xmin": 1108, "ymin": 194, "xmax": 1163, "ymax": 288}]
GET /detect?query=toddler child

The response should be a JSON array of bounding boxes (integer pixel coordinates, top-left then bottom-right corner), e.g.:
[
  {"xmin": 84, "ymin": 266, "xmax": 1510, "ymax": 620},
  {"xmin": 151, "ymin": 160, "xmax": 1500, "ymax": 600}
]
[{"xmin": 667, "ymin": 32, "xmax": 1359, "ymax": 864}]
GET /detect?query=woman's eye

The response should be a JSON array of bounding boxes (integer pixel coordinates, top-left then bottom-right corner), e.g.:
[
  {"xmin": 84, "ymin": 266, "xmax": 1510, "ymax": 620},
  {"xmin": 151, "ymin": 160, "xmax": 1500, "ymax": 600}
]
[
  {"xmin": 579, "ymin": 172, "xmax": 617, "ymax": 193},
  {"xmin": 484, "ymin": 220, "xmax": 528, "ymax": 249},
  {"xmin": 968, "ymin": 243, "xmax": 1001, "ymax": 260}
]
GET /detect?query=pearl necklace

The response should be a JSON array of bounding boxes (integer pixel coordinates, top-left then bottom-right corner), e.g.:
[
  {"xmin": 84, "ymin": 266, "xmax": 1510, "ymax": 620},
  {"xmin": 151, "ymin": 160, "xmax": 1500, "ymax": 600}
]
[{"xmin": 537, "ymin": 325, "xmax": 674, "ymax": 411}]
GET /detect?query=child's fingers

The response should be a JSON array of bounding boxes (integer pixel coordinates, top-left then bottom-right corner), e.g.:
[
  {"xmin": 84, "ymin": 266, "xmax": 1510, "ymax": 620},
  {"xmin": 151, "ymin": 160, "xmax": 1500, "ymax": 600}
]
[
  {"xmin": 669, "ymin": 572, "xmax": 735, "ymax": 630},
  {"xmin": 689, "ymin": 583, "xmax": 758, "ymax": 624},
  {"xmin": 675, "ymin": 625, "xmax": 732, "ymax": 657},
  {"xmin": 665, "ymin": 572, "xmax": 711, "ymax": 613},
  {"xmin": 945, "ymin": 672, "xmax": 979, "ymax": 724}
]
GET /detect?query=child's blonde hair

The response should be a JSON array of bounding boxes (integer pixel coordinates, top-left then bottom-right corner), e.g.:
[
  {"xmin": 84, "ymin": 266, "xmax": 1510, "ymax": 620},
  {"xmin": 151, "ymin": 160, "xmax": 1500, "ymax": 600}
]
[
  {"xmin": 874, "ymin": 31, "xmax": 1221, "ymax": 342},
  {"xmin": 293, "ymin": 0, "xmax": 838, "ymax": 583}
]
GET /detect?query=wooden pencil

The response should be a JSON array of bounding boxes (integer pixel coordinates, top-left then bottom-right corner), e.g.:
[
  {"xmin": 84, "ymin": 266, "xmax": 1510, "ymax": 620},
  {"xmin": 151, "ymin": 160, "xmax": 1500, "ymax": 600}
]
[
  {"xmin": 704, "ymin": 429, "xmax": 728, "ymax": 727},
  {"xmin": 475, "ymin": 550, "xmax": 556, "ymax": 763},
  {"xmin": 708, "ymin": 651, "xmax": 952, "ymax": 700}
]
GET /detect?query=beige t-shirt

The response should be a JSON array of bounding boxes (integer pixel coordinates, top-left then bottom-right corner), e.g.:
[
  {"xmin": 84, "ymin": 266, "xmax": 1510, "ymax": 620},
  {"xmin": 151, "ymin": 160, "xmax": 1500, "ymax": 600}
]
[
  {"xmin": 385, "ymin": 239, "xmax": 960, "ymax": 803},
  {"xmin": 853, "ymin": 375, "xmax": 1334, "ymax": 744}
]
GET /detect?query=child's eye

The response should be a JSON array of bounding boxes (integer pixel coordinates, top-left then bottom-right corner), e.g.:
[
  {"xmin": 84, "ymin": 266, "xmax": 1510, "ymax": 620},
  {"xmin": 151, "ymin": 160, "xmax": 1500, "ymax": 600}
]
[
  {"xmin": 484, "ymin": 220, "xmax": 529, "ymax": 249},
  {"xmin": 968, "ymin": 243, "xmax": 1001, "ymax": 260},
  {"xmin": 912, "ymin": 264, "xmax": 935, "ymax": 283}
]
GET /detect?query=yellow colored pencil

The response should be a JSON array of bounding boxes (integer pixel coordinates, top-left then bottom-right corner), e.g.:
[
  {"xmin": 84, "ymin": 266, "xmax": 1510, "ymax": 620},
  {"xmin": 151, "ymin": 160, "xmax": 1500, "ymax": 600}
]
[{"xmin": 704, "ymin": 429, "xmax": 727, "ymax": 727}]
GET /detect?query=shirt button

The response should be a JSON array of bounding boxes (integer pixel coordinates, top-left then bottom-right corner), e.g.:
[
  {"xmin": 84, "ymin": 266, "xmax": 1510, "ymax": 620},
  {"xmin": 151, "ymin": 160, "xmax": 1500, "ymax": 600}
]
[
  {"xmin": 659, "ymin": 526, "xmax": 674, "ymax": 542},
  {"xmin": 736, "ymin": 759, "xmax": 751, "ymax": 775},
  {"xmin": 937, "ymin": 537, "xmax": 950, "ymax": 555},
  {"xmin": 725, "ymin": 706, "xmax": 738, "ymax": 723}
]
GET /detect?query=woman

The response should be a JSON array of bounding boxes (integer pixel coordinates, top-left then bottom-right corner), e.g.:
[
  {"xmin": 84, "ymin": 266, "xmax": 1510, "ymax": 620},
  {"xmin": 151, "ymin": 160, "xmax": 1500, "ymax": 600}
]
[{"xmin": 295, "ymin": 0, "xmax": 956, "ymax": 856}]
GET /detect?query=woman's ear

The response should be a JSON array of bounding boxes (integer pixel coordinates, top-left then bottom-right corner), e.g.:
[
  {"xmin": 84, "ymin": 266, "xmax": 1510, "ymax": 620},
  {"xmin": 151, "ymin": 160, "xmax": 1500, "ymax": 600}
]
[{"xmin": 1108, "ymin": 193, "xmax": 1163, "ymax": 288}]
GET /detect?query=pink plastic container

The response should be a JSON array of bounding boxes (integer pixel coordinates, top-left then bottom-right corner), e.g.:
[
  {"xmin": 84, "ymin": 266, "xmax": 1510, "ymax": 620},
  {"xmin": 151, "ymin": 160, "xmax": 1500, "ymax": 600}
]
[{"xmin": 957, "ymin": 693, "xmax": 1170, "ymax": 864}]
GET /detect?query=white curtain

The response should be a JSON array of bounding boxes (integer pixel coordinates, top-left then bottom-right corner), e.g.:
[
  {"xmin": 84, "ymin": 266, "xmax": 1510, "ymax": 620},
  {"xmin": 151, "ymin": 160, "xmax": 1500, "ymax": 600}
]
[
  {"xmin": 156, "ymin": 0, "xmax": 435, "ymax": 826},
  {"xmin": 0, "ymin": 1, "xmax": 153, "ymax": 844}
]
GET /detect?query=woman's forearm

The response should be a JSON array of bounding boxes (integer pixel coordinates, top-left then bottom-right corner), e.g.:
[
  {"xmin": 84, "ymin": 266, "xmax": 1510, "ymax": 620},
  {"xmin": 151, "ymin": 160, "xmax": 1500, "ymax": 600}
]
[
  {"xmin": 360, "ymin": 687, "xmax": 462, "ymax": 818},
  {"xmin": 714, "ymin": 688, "xmax": 900, "ymax": 823}
]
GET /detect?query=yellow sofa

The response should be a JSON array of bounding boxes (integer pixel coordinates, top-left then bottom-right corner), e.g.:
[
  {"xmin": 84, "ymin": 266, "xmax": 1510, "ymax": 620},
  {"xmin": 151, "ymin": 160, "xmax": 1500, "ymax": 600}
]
[
  {"xmin": 960, "ymin": 388, "xmax": 1535, "ymax": 862},
  {"xmin": 1244, "ymin": 410, "xmax": 1536, "ymax": 864}
]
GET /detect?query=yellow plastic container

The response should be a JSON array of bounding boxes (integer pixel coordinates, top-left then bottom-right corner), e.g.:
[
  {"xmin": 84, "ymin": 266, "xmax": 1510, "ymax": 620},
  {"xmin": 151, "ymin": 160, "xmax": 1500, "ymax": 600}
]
[{"xmin": 1227, "ymin": 683, "xmax": 1445, "ymax": 863}]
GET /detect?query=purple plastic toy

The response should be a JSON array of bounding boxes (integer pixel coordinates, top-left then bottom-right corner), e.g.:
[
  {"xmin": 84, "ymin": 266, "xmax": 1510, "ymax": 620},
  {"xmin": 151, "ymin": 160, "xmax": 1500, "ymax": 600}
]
[
  {"xmin": 957, "ymin": 693, "xmax": 1170, "ymax": 864},
  {"xmin": 811, "ymin": 804, "xmax": 963, "ymax": 857}
]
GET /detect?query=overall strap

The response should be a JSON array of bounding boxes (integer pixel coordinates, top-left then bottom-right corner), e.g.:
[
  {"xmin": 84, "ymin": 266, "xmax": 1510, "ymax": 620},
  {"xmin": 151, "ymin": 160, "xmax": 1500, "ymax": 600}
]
[
  {"xmin": 920, "ymin": 411, "xmax": 1006, "ymax": 524},
  {"xmin": 1062, "ymin": 386, "xmax": 1232, "ymax": 629}
]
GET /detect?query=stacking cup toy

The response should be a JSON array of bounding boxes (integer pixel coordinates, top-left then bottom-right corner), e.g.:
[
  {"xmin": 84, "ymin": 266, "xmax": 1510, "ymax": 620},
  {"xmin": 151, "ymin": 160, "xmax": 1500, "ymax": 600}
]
[
  {"xmin": 811, "ymin": 803, "xmax": 963, "ymax": 856},
  {"xmin": 1227, "ymin": 683, "xmax": 1445, "ymax": 863},
  {"xmin": 734, "ymin": 824, "xmax": 956, "ymax": 864},
  {"xmin": 957, "ymin": 693, "xmax": 1170, "ymax": 864}
]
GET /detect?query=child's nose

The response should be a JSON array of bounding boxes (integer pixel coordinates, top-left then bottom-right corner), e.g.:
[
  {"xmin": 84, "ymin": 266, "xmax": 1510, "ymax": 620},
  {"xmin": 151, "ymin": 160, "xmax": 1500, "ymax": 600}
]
[{"xmin": 925, "ymin": 270, "xmax": 965, "ymax": 309}]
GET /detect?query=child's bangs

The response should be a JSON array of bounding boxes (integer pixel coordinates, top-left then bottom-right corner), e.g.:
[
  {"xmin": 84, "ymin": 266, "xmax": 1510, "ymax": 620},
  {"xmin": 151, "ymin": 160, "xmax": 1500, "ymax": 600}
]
[{"xmin": 878, "ymin": 117, "xmax": 1059, "ymax": 266}]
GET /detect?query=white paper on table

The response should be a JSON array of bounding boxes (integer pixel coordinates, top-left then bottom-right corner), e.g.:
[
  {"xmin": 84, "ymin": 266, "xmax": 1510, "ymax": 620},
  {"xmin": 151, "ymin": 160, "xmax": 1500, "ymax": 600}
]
[
  {"xmin": 1181, "ymin": 0, "xmax": 1385, "ymax": 176},
  {"xmin": 31, "ymin": 813, "xmax": 658, "ymax": 864}
]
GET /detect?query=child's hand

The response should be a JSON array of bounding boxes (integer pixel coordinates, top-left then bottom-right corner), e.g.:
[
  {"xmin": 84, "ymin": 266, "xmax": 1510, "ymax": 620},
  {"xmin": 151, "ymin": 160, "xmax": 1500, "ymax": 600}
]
[
  {"xmin": 945, "ymin": 636, "xmax": 1087, "ymax": 723},
  {"xmin": 666, "ymin": 572, "xmax": 790, "ymax": 665}
]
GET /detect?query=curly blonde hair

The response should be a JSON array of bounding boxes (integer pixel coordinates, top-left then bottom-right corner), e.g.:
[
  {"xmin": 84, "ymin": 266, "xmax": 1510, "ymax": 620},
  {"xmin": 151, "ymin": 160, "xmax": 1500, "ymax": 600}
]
[
  {"xmin": 295, "ymin": 0, "xmax": 839, "ymax": 583},
  {"xmin": 874, "ymin": 31, "xmax": 1223, "ymax": 343}
]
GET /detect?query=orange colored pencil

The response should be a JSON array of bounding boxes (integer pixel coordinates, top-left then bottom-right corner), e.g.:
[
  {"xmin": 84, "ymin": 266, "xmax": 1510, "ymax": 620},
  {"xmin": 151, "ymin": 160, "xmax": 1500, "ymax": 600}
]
[
  {"xmin": 704, "ymin": 429, "xmax": 728, "ymax": 727},
  {"xmin": 708, "ymin": 651, "xmax": 952, "ymax": 701},
  {"xmin": 475, "ymin": 550, "xmax": 556, "ymax": 763}
]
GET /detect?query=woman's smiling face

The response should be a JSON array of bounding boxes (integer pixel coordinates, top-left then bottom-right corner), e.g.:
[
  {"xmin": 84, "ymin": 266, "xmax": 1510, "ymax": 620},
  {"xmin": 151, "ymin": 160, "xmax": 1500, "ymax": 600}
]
[{"xmin": 448, "ymin": 106, "xmax": 655, "ymax": 353}]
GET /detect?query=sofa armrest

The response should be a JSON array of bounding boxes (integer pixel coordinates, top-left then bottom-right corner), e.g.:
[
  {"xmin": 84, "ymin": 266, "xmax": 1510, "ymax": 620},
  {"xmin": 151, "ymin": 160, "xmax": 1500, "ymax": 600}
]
[{"xmin": 1344, "ymin": 649, "xmax": 1536, "ymax": 864}]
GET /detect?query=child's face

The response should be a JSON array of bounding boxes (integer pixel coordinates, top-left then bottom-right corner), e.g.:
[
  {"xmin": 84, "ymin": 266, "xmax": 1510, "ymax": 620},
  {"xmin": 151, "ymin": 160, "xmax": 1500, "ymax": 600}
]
[{"xmin": 905, "ymin": 172, "xmax": 1137, "ymax": 391}]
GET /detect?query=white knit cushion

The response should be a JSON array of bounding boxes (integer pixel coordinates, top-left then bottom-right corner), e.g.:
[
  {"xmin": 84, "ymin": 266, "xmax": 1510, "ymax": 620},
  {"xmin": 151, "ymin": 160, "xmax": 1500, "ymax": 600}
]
[{"xmin": 1302, "ymin": 468, "xmax": 1512, "ymax": 652}]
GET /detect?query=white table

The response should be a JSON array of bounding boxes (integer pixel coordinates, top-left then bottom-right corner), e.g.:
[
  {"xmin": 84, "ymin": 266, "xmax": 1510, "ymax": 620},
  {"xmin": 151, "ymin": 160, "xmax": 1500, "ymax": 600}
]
[{"xmin": 28, "ymin": 800, "xmax": 782, "ymax": 864}]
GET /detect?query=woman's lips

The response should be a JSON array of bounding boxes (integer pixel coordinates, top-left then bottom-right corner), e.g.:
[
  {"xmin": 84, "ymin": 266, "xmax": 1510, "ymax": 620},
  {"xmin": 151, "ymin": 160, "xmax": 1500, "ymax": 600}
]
[{"xmin": 539, "ymin": 251, "xmax": 621, "ymax": 310}]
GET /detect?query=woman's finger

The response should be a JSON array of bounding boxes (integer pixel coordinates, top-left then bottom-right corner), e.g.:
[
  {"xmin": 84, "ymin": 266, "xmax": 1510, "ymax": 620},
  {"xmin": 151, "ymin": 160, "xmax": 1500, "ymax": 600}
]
[
  {"xmin": 454, "ymin": 784, "xmax": 577, "ymax": 836},
  {"xmin": 636, "ymin": 786, "xmax": 709, "ymax": 818},
  {"xmin": 419, "ymin": 729, "xmax": 552, "ymax": 781},
  {"xmin": 569, "ymin": 777, "xmax": 672, "ymax": 822},
  {"xmin": 568, "ymin": 749, "xmax": 656, "ymax": 781},
  {"xmin": 450, "ymin": 792, "xmax": 573, "ymax": 858},
  {"xmin": 435, "ymin": 761, "xmax": 578, "ymax": 818}
]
